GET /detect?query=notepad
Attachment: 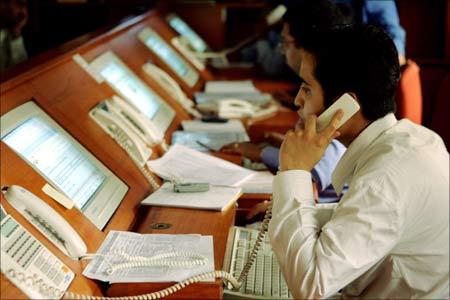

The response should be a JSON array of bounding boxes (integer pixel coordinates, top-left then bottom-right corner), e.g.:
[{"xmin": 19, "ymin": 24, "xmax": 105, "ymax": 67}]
[{"xmin": 141, "ymin": 182, "xmax": 242, "ymax": 211}]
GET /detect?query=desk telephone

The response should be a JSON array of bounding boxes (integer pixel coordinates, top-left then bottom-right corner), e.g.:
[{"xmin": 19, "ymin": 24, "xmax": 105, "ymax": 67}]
[
  {"xmin": 2, "ymin": 185, "xmax": 87, "ymax": 259},
  {"xmin": 198, "ymin": 98, "xmax": 279, "ymax": 120},
  {"xmin": 90, "ymin": 96, "xmax": 162, "ymax": 190},
  {"xmin": 2, "ymin": 94, "xmax": 359, "ymax": 299},
  {"xmin": 142, "ymin": 62, "xmax": 202, "ymax": 118}
]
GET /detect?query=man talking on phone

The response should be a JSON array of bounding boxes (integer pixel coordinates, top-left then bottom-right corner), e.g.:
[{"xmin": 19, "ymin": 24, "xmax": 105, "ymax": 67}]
[{"xmin": 269, "ymin": 24, "xmax": 449, "ymax": 299}]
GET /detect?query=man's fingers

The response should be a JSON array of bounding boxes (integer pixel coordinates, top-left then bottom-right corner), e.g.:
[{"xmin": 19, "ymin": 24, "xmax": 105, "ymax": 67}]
[
  {"xmin": 322, "ymin": 110, "xmax": 344, "ymax": 139},
  {"xmin": 304, "ymin": 115, "xmax": 317, "ymax": 137}
]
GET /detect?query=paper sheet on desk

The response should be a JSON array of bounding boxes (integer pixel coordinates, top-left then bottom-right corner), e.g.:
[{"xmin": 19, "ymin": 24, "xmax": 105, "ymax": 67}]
[
  {"xmin": 147, "ymin": 144, "xmax": 255, "ymax": 187},
  {"xmin": 82, "ymin": 231, "xmax": 215, "ymax": 283},
  {"xmin": 239, "ymin": 171, "xmax": 274, "ymax": 194},
  {"xmin": 205, "ymin": 80, "xmax": 257, "ymax": 93},
  {"xmin": 181, "ymin": 119, "xmax": 247, "ymax": 133}
]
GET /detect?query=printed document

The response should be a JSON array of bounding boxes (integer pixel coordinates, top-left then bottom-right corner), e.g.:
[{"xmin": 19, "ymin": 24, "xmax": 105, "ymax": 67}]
[
  {"xmin": 83, "ymin": 231, "xmax": 214, "ymax": 283},
  {"xmin": 146, "ymin": 144, "xmax": 255, "ymax": 187}
]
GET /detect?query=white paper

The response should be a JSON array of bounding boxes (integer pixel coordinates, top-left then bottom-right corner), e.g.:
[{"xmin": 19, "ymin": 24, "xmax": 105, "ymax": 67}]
[
  {"xmin": 147, "ymin": 144, "xmax": 255, "ymax": 187},
  {"xmin": 181, "ymin": 119, "xmax": 247, "ymax": 133},
  {"xmin": 141, "ymin": 182, "xmax": 241, "ymax": 211},
  {"xmin": 205, "ymin": 80, "xmax": 257, "ymax": 93},
  {"xmin": 172, "ymin": 131, "xmax": 249, "ymax": 152},
  {"xmin": 82, "ymin": 231, "xmax": 215, "ymax": 283},
  {"xmin": 239, "ymin": 171, "xmax": 274, "ymax": 194}
]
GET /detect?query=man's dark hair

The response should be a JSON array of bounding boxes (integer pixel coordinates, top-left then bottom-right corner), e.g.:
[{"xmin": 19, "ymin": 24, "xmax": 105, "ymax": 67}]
[
  {"xmin": 301, "ymin": 24, "xmax": 400, "ymax": 120},
  {"xmin": 282, "ymin": 0, "xmax": 347, "ymax": 47}
]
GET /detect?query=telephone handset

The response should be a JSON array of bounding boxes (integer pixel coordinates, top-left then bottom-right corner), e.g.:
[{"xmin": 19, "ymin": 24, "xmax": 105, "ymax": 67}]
[
  {"xmin": 142, "ymin": 62, "xmax": 202, "ymax": 118},
  {"xmin": 316, "ymin": 93, "xmax": 360, "ymax": 132},
  {"xmin": 218, "ymin": 99, "xmax": 256, "ymax": 119},
  {"xmin": 2, "ymin": 185, "xmax": 87, "ymax": 259},
  {"xmin": 265, "ymin": 4, "xmax": 287, "ymax": 26},
  {"xmin": 90, "ymin": 97, "xmax": 162, "ymax": 190}
]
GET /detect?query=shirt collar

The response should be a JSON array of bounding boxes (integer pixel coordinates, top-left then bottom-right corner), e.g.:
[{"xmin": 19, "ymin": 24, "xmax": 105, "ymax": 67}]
[{"xmin": 332, "ymin": 113, "xmax": 398, "ymax": 195}]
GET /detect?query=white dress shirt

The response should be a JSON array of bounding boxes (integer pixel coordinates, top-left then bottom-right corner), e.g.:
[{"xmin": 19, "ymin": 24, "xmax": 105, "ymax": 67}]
[{"xmin": 268, "ymin": 114, "xmax": 449, "ymax": 299}]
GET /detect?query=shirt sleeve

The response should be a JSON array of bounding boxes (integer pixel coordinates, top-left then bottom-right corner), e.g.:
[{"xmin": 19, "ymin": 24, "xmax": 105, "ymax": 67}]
[
  {"xmin": 364, "ymin": 0, "xmax": 406, "ymax": 55},
  {"xmin": 260, "ymin": 146, "xmax": 279, "ymax": 171},
  {"xmin": 268, "ymin": 170, "xmax": 402, "ymax": 299},
  {"xmin": 311, "ymin": 140, "xmax": 346, "ymax": 191}
]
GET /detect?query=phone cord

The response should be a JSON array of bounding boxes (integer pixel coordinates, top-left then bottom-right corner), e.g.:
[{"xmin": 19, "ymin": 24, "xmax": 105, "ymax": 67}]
[
  {"xmin": 113, "ymin": 128, "xmax": 161, "ymax": 190},
  {"xmin": 10, "ymin": 203, "xmax": 272, "ymax": 299}
]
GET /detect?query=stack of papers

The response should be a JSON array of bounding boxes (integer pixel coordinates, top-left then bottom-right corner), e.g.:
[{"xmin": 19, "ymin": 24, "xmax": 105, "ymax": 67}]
[
  {"xmin": 171, "ymin": 131, "xmax": 249, "ymax": 152},
  {"xmin": 141, "ymin": 182, "xmax": 242, "ymax": 211},
  {"xmin": 239, "ymin": 171, "xmax": 274, "ymax": 194},
  {"xmin": 83, "ymin": 231, "xmax": 214, "ymax": 283},
  {"xmin": 146, "ymin": 144, "xmax": 255, "ymax": 187},
  {"xmin": 197, "ymin": 80, "xmax": 271, "ymax": 106},
  {"xmin": 181, "ymin": 119, "xmax": 247, "ymax": 133}
]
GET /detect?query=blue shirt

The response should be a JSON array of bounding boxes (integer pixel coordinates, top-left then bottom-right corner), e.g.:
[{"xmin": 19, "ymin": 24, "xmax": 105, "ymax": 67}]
[
  {"xmin": 260, "ymin": 139, "xmax": 347, "ymax": 202},
  {"xmin": 333, "ymin": 0, "xmax": 406, "ymax": 55}
]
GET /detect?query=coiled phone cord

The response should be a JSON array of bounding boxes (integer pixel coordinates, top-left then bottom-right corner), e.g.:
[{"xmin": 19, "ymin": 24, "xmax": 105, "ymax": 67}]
[{"xmin": 5, "ymin": 200, "xmax": 272, "ymax": 299}]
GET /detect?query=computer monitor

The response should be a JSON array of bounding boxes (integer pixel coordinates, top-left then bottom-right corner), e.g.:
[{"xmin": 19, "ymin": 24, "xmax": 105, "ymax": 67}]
[
  {"xmin": 89, "ymin": 51, "xmax": 175, "ymax": 134},
  {"xmin": 0, "ymin": 101, "xmax": 129, "ymax": 230},
  {"xmin": 166, "ymin": 13, "xmax": 209, "ymax": 53},
  {"xmin": 137, "ymin": 27, "xmax": 199, "ymax": 87}
]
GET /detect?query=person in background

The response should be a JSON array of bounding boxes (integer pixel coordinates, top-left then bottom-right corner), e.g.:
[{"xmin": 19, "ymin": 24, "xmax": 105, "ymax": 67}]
[
  {"xmin": 334, "ymin": 0, "xmax": 406, "ymax": 65},
  {"xmin": 0, "ymin": 0, "xmax": 28, "ymax": 71},
  {"xmin": 270, "ymin": 23, "xmax": 448, "ymax": 299},
  {"xmin": 241, "ymin": 0, "xmax": 406, "ymax": 77},
  {"xmin": 222, "ymin": 0, "xmax": 348, "ymax": 212}
]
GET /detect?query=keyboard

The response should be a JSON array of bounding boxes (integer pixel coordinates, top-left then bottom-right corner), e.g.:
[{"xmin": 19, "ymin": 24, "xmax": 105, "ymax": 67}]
[{"xmin": 223, "ymin": 226, "xmax": 292, "ymax": 299}]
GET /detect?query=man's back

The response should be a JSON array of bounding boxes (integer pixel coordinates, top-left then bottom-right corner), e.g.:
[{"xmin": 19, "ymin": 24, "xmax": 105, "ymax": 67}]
[{"xmin": 339, "ymin": 116, "xmax": 449, "ymax": 298}]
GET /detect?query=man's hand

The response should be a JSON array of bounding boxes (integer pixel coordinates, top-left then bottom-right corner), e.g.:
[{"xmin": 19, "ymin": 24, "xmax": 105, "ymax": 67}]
[
  {"xmin": 220, "ymin": 142, "xmax": 264, "ymax": 162},
  {"xmin": 279, "ymin": 110, "xmax": 343, "ymax": 172}
]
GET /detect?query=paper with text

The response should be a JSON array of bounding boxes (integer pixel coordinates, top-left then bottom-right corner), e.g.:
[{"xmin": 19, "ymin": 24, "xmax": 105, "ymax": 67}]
[
  {"xmin": 83, "ymin": 231, "xmax": 214, "ymax": 283},
  {"xmin": 147, "ymin": 144, "xmax": 255, "ymax": 187}
]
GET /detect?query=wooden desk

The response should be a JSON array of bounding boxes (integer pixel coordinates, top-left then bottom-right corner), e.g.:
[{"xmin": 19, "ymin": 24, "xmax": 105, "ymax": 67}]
[{"xmin": 107, "ymin": 206, "xmax": 236, "ymax": 299}]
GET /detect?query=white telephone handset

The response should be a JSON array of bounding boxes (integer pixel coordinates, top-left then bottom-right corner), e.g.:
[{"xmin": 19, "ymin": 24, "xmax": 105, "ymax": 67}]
[
  {"xmin": 265, "ymin": 4, "xmax": 287, "ymax": 26},
  {"xmin": 2, "ymin": 185, "xmax": 87, "ymax": 259},
  {"xmin": 316, "ymin": 93, "xmax": 360, "ymax": 132},
  {"xmin": 218, "ymin": 99, "xmax": 255, "ymax": 119},
  {"xmin": 142, "ymin": 62, "xmax": 202, "ymax": 118},
  {"xmin": 90, "ymin": 97, "xmax": 161, "ymax": 190}
]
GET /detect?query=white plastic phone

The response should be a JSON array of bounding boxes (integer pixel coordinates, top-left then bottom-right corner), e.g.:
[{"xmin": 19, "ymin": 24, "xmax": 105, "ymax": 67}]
[
  {"xmin": 142, "ymin": 62, "xmax": 202, "ymax": 118},
  {"xmin": 316, "ymin": 93, "xmax": 360, "ymax": 132},
  {"xmin": 89, "ymin": 96, "xmax": 162, "ymax": 190},
  {"xmin": 266, "ymin": 4, "xmax": 287, "ymax": 26},
  {"xmin": 2, "ymin": 185, "xmax": 87, "ymax": 259},
  {"xmin": 218, "ymin": 99, "xmax": 256, "ymax": 119},
  {"xmin": 1, "ymin": 207, "xmax": 75, "ymax": 299}
]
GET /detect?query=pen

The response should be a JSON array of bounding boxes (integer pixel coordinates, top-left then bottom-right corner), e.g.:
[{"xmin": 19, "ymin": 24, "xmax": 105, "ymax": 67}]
[{"xmin": 196, "ymin": 141, "xmax": 217, "ymax": 152}]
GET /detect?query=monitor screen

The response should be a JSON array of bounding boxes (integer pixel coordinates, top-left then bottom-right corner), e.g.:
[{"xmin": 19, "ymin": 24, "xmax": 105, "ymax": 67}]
[
  {"xmin": 167, "ymin": 14, "xmax": 208, "ymax": 53},
  {"xmin": 137, "ymin": 27, "xmax": 199, "ymax": 88},
  {"xmin": 89, "ymin": 51, "xmax": 175, "ymax": 133},
  {"xmin": 144, "ymin": 34, "xmax": 188, "ymax": 77},
  {"xmin": 1, "ymin": 101, "xmax": 129, "ymax": 230}
]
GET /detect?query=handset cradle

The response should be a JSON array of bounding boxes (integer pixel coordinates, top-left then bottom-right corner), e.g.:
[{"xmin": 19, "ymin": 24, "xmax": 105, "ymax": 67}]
[
  {"xmin": 142, "ymin": 62, "xmax": 201, "ymax": 118},
  {"xmin": 2, "ymin": 185, "xmax": 87, "ymax": 259}
]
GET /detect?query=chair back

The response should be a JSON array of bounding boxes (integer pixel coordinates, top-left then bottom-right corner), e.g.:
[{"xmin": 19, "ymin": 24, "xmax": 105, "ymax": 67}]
[{"xmin": 395, "ymin": 59, "xmax": 423, "ymax": 124}]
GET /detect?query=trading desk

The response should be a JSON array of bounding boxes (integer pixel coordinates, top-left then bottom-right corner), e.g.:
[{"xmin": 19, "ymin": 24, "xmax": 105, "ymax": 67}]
[{"xmin": 0, "ymin": 8, "xmax": 297, "ymax": 300}]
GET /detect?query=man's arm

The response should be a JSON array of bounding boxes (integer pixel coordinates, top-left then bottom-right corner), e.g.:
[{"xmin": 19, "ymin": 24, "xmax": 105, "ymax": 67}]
[{"xmin": 269, "ymin": 170, "xmax": 402, "ymax": 298}]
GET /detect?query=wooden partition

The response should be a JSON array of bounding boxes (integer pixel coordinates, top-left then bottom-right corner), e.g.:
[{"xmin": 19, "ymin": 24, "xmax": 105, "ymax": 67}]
[{"xmin": 0, "ymin": 9, "xmax": 237, "ymax": 300}]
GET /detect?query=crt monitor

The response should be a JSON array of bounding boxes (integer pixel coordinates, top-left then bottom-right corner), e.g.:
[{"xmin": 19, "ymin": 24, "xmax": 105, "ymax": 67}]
[
  {"xmin": 137, "ymin": 27, "xmax": 199, "ymax": 88},
  {"xmin": 0, "ymin": 101, "xmax": 129, "ymax": 230},
  {"xmin": 166, "ymin": 13, "xmax": 209, "ymax": 53},
  {"xmin": 89, "ymin": 51, "xmax": 175, "ymax": 134}
]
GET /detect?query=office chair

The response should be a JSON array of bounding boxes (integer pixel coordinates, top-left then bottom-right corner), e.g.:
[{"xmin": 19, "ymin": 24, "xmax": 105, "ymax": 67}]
[
  {"xmin": 395, "ymin": 59, "xmax": 423, "ymax": 124},
  {"xmin": 431, "ymin": 72, "xmax": 450, "ymax": 149}
]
